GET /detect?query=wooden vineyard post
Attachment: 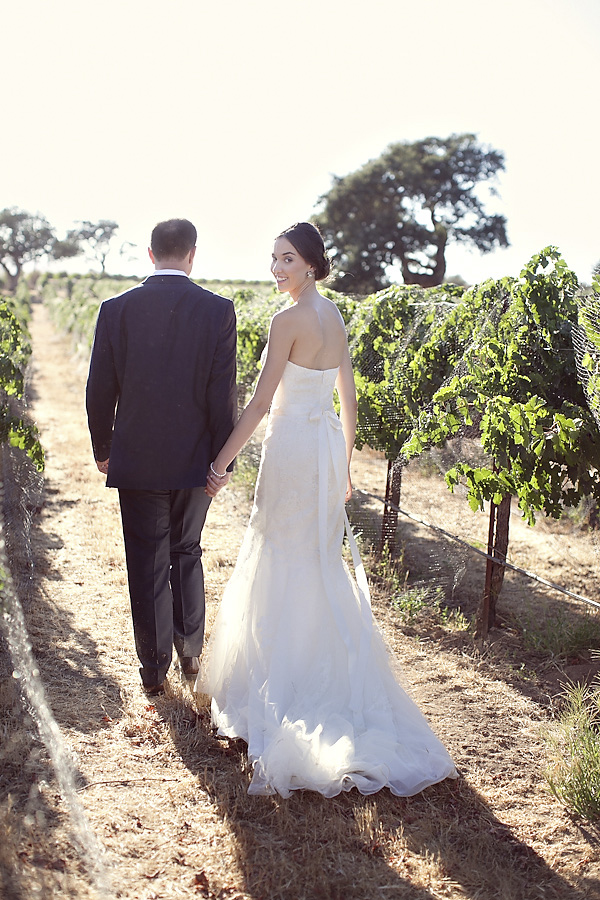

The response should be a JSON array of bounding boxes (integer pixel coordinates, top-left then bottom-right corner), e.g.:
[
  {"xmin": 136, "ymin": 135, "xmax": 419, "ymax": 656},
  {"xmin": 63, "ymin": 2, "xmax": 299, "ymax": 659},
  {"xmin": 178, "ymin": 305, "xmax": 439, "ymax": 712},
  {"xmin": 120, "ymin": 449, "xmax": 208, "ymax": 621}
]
[
  {"xmin": 476, "ymin": 493, "xmax": 512, "ymax": 640},
  {"xmin": 478, "ymin": 499, "xmax": 497, "ymax": 639},
  {"xmin": 379, "ymin": 459, "xmax": 402, "ymax": 554}
]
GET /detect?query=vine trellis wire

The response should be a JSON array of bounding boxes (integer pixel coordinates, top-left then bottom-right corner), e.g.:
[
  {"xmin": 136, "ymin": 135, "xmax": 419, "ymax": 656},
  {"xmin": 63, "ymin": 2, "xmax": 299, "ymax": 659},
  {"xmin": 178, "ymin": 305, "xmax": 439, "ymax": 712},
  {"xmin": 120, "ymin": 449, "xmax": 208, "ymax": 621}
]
[{"xmin": 355, "ymin": 488, "xmax": 600, "ymax": 613}]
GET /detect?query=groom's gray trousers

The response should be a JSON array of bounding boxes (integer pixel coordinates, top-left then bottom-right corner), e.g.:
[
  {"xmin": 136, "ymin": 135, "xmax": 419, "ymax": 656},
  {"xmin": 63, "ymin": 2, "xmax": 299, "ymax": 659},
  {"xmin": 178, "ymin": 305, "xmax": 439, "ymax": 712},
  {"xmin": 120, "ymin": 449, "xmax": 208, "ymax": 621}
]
[{"xmin": 118, "ymin": 487, "xmax": 212, "ymax": 688}]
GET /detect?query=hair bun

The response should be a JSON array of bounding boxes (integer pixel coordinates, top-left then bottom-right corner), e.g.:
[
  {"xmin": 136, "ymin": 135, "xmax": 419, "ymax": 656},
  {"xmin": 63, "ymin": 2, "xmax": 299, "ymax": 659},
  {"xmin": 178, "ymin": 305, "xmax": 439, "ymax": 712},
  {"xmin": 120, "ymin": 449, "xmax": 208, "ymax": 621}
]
[{"xmin": 278, "ymin": 221, "xmax": 330, "ymax": 281}]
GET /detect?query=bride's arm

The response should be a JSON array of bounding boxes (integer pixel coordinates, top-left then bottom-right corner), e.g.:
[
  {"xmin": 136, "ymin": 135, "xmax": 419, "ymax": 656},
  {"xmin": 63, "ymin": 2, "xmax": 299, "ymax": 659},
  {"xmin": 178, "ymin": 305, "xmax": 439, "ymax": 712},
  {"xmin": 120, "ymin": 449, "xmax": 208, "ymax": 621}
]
[
  {"xmin": 336, "ymin": 345, "xmax": 358, "ymax": 501},
  {"xmin": 206, "ymin": 311, "xmax": 295, "ymax": 495}
]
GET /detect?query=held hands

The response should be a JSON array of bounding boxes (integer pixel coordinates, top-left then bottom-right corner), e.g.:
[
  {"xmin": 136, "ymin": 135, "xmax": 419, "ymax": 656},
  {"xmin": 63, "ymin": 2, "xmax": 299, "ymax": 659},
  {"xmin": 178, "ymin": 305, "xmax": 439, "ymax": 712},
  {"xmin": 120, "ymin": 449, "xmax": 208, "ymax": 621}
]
[
  {"xmin": 95, "ymin": 454, "xmax": 230, "ymax": 494},
  {"xmin": 206, "ymin": 462, "xmax": 231, "ymax": 497}
]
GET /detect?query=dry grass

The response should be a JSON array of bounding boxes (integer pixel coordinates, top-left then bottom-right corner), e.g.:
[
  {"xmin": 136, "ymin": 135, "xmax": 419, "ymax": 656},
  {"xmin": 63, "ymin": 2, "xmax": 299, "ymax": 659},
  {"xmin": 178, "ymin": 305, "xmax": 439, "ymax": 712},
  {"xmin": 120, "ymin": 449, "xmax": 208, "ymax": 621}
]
[{"xmin": 1, "ymin": 300, "xmax": 600, "ymax": 899}]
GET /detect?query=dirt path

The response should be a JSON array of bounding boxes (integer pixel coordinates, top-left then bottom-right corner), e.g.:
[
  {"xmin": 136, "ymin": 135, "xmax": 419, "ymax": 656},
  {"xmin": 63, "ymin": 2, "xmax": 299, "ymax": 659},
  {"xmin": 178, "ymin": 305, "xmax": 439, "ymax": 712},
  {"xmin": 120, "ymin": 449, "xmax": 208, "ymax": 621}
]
[{"xmin": 18, "ymin": 299, "xmax": 600, "ymax": 899}]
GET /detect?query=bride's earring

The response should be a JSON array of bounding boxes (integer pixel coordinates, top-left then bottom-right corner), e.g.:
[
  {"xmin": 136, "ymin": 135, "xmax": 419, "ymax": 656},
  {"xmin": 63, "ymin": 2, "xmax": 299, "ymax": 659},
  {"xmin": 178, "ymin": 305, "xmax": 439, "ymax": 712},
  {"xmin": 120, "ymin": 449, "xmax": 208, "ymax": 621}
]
[{"xmin": 306, "ymin": 270, "xmax": 313, "ymax": 277}]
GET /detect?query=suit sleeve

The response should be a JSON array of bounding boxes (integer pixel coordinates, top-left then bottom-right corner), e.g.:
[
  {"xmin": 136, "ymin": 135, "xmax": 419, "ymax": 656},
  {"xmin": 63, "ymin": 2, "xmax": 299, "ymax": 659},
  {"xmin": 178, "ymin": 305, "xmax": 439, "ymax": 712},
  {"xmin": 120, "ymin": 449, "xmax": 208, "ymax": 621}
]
[
  {"xmin": 207, "ymin": 300, "xmax": 238, "ymax": 470},
  {"xmin": 86, "ymin": 304, "xmax": 120, "ymax": 461}
]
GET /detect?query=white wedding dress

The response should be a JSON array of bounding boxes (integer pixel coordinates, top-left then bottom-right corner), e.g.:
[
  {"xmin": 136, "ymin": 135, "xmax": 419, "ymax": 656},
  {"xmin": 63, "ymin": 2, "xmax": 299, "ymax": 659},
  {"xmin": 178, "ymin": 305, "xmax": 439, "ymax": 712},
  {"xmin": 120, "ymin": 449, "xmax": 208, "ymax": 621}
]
[{"xmin": 197, "ymin": 360, "xmax": 457, "ymax": 798}]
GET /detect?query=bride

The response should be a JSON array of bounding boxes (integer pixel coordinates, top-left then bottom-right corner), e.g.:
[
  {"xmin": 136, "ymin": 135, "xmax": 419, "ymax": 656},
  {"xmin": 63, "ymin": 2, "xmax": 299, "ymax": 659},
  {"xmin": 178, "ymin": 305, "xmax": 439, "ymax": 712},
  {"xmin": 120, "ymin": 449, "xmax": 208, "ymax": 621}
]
[{"xmin": 196, "ymin": 222, "xmax": 457, "ymax": 798}]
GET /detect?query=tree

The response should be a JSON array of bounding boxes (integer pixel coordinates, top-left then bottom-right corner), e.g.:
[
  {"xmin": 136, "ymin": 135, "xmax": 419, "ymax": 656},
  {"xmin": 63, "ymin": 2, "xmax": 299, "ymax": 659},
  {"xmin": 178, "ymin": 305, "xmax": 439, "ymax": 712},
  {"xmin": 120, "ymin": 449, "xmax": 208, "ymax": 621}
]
[
  {"xmin": 51, "ymin": 239, "xmax": 81, "ymax": 262},
  {"xmin": 67, "ymin": 220, "xmax": 119, "ymax": 274},
  {"xmin": 400, "ymin": 248, "xmax": 600, "ymax": 638},
  {"xmin": 315, "ymin": 134, "xmax": 509, "ymax": 294},
  {"xmin": 0, "ymin": 208, "xmax": 64, "ymax": 290}
]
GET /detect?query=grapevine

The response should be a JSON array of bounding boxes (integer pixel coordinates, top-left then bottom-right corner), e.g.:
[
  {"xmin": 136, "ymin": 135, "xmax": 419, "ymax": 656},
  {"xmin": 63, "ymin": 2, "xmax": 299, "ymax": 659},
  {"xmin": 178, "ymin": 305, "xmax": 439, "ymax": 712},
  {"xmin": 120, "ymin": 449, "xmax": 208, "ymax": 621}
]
[{"xmin": 0, "ymin": 299, "xmax": 44, "ymax": 471}]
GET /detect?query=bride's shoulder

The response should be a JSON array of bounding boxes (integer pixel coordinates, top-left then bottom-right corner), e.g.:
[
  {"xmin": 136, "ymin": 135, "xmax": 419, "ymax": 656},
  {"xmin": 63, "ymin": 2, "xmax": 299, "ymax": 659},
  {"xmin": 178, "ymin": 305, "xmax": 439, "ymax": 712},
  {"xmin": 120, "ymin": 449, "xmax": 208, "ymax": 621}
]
[
  {"xmin": 271, "ymin": 304, "xmax": 296, "ymax": 326},
  {"xmin": 271, "ymin": 303, "xmax": 306, "ymax": 329},
  {"xmin": 272, "ymin": 302, "xmax": 295, "ymax": 318},
  {"xmin": 268, "ymin": 305, "xmax": 301, "ymax": 343}
]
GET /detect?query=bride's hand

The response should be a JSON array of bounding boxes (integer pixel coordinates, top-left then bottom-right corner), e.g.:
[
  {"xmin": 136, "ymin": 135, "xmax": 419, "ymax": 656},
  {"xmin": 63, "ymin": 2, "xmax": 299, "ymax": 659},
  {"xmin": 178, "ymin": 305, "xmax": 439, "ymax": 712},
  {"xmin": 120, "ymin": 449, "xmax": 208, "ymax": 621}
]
[
  {"xmin": 206, "ymin": 464, "xmax": 231, "ymax": 497},
  {"xmin": 345, "ymin": 475, "xmax": 353, "ymax": 502}
]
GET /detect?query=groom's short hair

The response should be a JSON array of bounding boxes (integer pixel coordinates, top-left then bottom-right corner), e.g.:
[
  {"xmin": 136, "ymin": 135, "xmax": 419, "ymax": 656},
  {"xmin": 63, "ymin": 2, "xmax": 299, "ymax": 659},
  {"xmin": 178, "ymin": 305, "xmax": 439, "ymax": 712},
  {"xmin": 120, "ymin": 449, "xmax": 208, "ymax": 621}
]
[{"xmin": 151, "ymin": 219, "xmax": 197, "ymax": 259}]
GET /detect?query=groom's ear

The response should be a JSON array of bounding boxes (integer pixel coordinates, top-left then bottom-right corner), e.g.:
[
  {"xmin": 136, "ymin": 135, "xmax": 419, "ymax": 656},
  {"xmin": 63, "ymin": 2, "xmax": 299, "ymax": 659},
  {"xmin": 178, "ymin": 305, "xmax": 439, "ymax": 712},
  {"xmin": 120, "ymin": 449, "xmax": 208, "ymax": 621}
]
[{"xmin": 148, "ymin": 247, "xmax": 156, "ymax": 265}]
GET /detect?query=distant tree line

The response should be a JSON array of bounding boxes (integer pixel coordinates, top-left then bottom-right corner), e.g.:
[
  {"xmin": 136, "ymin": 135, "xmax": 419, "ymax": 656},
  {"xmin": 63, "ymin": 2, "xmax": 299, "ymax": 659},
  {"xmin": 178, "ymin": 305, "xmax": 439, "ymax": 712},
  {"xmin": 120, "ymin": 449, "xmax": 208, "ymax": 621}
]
[{"xmin": 0, "ymin": 208, "xmax": 127, "ymax": 290}]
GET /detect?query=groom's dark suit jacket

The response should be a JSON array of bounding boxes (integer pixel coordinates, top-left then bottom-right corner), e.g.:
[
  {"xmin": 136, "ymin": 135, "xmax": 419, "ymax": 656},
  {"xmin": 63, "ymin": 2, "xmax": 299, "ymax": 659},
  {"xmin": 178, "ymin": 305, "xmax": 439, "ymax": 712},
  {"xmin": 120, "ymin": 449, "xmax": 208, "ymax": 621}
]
[{"xmin": 86, "ymin": 274, "xmax": 237, "ymax": 489}]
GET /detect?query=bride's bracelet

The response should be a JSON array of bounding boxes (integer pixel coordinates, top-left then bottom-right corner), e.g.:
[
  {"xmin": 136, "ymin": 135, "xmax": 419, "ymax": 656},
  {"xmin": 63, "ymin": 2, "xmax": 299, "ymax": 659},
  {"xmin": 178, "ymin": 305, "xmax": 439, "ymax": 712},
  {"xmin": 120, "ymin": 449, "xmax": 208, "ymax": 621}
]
[{"xmin": 210, "ymin": 462, "xmax": 227, "ymax": 478}]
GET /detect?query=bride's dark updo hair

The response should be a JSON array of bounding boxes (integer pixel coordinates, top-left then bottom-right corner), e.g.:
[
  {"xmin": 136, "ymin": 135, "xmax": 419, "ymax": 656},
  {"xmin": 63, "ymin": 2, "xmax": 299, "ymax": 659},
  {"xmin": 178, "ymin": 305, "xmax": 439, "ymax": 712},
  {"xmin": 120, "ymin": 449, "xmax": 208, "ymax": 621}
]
[{"xmin": 278, "ymin": 222, "xmax": 331, "ymax": 281}]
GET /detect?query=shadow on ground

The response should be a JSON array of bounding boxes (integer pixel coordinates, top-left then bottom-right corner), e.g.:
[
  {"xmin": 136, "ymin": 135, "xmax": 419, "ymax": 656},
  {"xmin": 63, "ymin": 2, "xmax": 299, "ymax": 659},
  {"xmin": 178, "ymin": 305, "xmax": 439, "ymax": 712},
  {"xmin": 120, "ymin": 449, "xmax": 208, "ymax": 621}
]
[{"xmin": 163, "ymin": 697, "xmax": 598, "ymax": 900}]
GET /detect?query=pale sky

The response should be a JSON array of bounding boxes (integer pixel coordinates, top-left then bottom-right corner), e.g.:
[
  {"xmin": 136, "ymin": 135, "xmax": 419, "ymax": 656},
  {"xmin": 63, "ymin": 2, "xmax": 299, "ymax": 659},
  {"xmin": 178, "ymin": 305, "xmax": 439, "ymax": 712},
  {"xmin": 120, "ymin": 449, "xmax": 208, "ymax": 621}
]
[{"xmin": 5, "ymin": 0, "xmax": 599, "ymax": 286}]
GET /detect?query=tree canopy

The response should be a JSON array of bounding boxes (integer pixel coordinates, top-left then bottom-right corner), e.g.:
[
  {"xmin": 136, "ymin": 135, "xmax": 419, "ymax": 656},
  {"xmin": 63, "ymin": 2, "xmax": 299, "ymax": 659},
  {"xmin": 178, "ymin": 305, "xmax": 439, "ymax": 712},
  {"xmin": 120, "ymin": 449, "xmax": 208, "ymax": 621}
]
[
  {"xmin": 0, "ymin": 208, "xmax": 65, "ymax": 290},
  {"xmin": 315, "ymin": 133, "xmax": 509, "ymax": 294},
  {"xmin": 67, "ymin": 220, "xmax": 119, "ymax": 274}
]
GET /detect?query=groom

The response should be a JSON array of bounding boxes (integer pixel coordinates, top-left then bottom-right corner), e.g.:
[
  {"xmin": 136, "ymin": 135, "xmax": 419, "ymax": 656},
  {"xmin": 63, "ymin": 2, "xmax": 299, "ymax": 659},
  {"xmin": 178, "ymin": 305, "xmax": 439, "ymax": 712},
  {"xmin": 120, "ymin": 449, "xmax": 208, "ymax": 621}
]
[{"xmin": 86, "ymin": 218, "xmax": 237, "ymax": 695}]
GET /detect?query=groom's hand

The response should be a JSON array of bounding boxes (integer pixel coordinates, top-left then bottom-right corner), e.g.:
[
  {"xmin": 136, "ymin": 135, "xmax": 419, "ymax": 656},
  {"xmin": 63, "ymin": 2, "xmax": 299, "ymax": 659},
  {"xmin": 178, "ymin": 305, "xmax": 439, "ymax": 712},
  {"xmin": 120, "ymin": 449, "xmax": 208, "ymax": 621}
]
[
  {"xmin": 205, "ymin": 468, "xmax": 231, "ymax": 497},
  {"xmin": 96, "ymin": 458, "xmax": 109, "ymax": 475}
]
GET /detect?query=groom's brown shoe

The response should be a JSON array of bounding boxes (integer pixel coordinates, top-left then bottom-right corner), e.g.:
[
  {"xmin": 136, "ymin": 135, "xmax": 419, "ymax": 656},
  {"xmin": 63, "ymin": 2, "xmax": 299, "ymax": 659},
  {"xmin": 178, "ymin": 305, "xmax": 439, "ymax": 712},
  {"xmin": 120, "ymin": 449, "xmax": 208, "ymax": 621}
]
[{"xmin": 179, "ymin": 656, "xmax": 200, "ymax": 679}]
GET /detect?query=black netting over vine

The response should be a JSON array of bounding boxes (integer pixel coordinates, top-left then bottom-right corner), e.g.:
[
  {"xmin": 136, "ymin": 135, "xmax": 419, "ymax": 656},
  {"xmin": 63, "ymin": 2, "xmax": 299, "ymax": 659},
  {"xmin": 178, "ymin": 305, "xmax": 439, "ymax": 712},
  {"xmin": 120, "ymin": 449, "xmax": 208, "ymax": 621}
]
[
  {"xmin": 328, "ymin": 249, "xmax": 600, "ymax": 636},
  {"xmin": 573, "ymin": 288, "xmax": 600, "ymax": 432},
  {"xmin": 0, "ymin": 298, "xmax": 45, "ymax": 677}
]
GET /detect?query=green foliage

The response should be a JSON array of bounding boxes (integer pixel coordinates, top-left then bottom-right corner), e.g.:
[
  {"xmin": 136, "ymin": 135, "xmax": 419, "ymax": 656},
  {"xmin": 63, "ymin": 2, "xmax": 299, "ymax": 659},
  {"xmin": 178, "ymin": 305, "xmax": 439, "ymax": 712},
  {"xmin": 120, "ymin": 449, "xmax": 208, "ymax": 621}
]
[
  {"xmin": 0, "ymin": 304, "xmax": 29, "ymax": 395},
  {"xmin": 346, "ymin": 283, "xmax": 464, "ymax": 458},
  {"xmin": 369, "ymin": 543, "xmax": 469, "ymax": 630},
  {"xmin": 9, "ymin": 279, "xmax": 33, "ymax": 325},
  {"xmin": 315, "ymin": 133, "xmax": 508, "ymax": 293},
  {"xmin": 40, "ymin": 274, "xmax": 283, "ymax": 404},
  {"xmin": 40, "ymin": 275, "xmax": 140, "ymax": 353},
  {"xmin": 544, "ymin": 678, "xmax": 600, "ymax": 821},
  {"xmin": 202, "ymin": 279, "xmax": 274, "ymax": 301},
  {"xmin": 42, "ymin": 275, "xmax": 280, "ymax": 376},
  {"xmin": 401, "ymin": 247, "xmax": 600, "ymax": 525},
  {"xmin": 231, "ymin": 286, "xmax": 283, "ymax": 398},
  {"xmin": 521, "ymin": 608, "xmax": 600, "ymax": 659},
  {"xmin": 0, "ymin": 299, "xmax": 44, "ymax": 471}
]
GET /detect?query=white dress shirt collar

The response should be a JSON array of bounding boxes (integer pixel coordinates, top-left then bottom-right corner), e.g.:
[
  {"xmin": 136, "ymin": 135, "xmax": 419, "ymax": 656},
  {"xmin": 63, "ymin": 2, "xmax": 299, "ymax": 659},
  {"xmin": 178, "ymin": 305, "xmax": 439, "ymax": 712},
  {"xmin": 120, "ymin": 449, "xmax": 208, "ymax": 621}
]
[{"xmin": 151, "ymin": 269, "xmax": 190, "ymax": 277}]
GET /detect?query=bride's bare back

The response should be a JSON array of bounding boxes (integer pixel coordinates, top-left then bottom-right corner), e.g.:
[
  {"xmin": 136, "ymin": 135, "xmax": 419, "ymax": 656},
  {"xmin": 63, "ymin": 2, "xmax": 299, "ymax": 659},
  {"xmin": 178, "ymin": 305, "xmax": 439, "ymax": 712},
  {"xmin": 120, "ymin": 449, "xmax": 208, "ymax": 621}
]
[{"xmin": 286, "ymin": 295, "xmax": 348, "ymax": 371}]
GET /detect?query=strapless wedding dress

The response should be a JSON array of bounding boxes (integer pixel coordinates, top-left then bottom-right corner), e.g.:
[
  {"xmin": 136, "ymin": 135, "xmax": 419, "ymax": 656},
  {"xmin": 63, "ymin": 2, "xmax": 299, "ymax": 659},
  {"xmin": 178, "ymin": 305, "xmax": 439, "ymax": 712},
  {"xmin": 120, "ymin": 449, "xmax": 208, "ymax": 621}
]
[{"xmin": 197, "ymin": 360, "xmax": 457, "ymax": 797}]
